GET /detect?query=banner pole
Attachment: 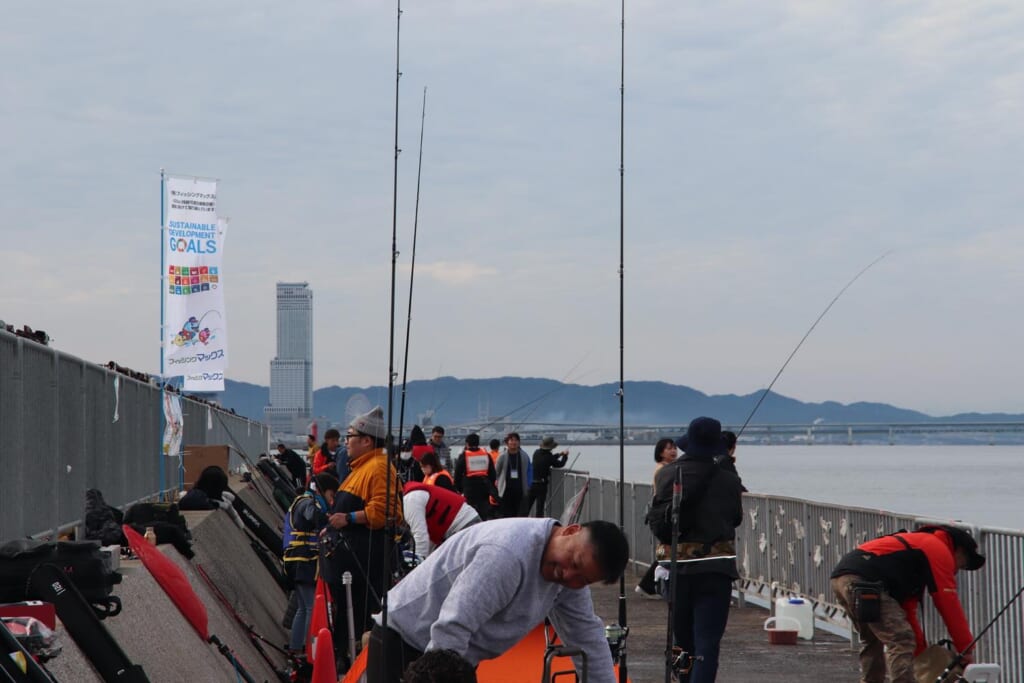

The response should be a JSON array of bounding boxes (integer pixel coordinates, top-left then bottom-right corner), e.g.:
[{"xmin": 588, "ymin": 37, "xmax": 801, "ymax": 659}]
[{"xmin": 159, "ymin": 168, "xmax": 167, "ymax": 499}]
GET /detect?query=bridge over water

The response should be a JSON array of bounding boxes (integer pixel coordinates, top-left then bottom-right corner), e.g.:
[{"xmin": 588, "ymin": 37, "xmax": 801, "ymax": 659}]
[{"xmin": 444, "ymin": 420, "xmax": 1024, "ymax": 445}]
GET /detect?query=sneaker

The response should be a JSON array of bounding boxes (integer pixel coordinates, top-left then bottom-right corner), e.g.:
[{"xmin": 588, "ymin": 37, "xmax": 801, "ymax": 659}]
[{"xmin": 634, "ymin": 584, "xmax": 660, "ymax": 600}]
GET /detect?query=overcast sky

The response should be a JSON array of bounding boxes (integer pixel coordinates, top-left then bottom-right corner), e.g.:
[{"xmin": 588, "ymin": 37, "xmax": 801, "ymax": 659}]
[{"xmin": 3, "ymin": 2, "xmax": 1022, "ymax": 416}]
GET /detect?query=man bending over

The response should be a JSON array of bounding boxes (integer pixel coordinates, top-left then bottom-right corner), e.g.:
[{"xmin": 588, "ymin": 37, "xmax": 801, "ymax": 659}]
[{"xmin": 367, "ymin": 518, "xmax": 628, "ymax": 683}]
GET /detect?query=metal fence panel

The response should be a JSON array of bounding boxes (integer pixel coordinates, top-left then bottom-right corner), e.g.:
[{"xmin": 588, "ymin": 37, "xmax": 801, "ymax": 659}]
[
  {"xmin": 0, "ymin": 330, "xmax": 269, "ymax": 541},
  {"xmin": 546, "ymin": 468, "xmax": 1023, "ymax": 681}
]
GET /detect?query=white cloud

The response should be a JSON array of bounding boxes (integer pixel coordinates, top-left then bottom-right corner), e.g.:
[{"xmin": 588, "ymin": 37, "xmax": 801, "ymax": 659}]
[{"xmin": 412, "ymin": 262, "xmax": 499, "ymax": 285}]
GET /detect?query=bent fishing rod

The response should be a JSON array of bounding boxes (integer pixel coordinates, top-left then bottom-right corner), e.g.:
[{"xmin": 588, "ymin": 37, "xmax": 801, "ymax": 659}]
[
  {"xmin": 397, "ymin": 86, "xmax": 428, "ymax": 448},
  {"xmin": 935, "ymin": 580, "xmax": 1024, "ymax": 683},
  {"xmin": 736, "ymin": 250, "xmax": 892, "ymax": 438}
]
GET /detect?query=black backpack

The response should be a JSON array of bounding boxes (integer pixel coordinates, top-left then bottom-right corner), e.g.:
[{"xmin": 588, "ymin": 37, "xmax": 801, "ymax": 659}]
[
  {"xmin": 645, "ymin": 462, "xmax": 719, "ymax": 544},
  {"xmin": 0, "ymin": 540, "xmax": 123, "ymax": 618},
  {"xmin": 123, "ymin": 502, "xmax": 195, "ymax": 559}
]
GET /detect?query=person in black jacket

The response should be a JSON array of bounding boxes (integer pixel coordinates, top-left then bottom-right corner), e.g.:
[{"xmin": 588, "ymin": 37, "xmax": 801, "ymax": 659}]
[
  {"xmin": 525, "ymin": 436, "xmax": 569, "ymax": 518},
  {"xmin": 276, "ymin": 443, "xmax": 308, "ymax": 489},
  {"xmin": 651, "ymin": 417, "xmax": 744, "ymax": 683}
]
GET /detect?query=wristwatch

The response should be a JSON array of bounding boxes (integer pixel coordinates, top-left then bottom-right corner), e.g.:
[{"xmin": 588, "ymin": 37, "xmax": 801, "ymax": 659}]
[{"xmin": 347, "ymin": 511, "xmax": 357, "ymax": 526}]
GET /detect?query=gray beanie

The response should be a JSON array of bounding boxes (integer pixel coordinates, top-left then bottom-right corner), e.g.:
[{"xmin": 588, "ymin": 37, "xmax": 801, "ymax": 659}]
[{"xmin": 349, "ymin": 405, "xmax": 388, "ymax": 440}]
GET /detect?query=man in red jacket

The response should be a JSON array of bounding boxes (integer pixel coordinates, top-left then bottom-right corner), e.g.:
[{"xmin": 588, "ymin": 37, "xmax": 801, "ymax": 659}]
[{"xmin": 830, "ymin": 524, "xmax": 985, "ymax": 683}]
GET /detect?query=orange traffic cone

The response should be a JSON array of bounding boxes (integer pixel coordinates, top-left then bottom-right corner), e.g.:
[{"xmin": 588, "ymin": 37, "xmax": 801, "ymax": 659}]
[{"xmin": 311, "ymin": 627, "xmax": 336, "ymax": 683}]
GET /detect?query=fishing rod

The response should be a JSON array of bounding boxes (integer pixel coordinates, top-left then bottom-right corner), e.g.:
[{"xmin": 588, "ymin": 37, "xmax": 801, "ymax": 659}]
[
  {"xmin": 381, "ymin": 0, "xmax": 403, "ymax": 673},
  {"xmin": 934, "ymin": 581, "xmax": 1024, "ymax": 683},
  {"xmin": 397, "ymin": 86, "xmax": 428, "ymax": 448},
  {"xmin": 736, "ymin": 250, "xmax": 893, "ymax": 438},
  {"xmin": 194, "ymin": 564, "xmax": 290, "ymax": 675},
  {"xmin": 615, "ymin": 0, "xmax": 629, "ymax": 680},
  {"xmin": 210, "ymin": 409, "xmax": 284, "ymax": 513}
]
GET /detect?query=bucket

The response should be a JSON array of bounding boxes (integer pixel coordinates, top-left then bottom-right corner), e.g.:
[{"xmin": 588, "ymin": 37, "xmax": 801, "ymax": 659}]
[
  {"xmin": 775, "ymin": 596, "xmax": 814, "ymax": 640},
  {"xmin": 763, "ymin": 616, "xmax": 800, "ymax": 645}
]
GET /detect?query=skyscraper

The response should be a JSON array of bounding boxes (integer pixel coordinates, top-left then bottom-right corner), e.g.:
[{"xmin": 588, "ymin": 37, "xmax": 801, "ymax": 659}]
[{"xmin": 265, "ymin": 282, "xmax": 313, "ymax": 437}]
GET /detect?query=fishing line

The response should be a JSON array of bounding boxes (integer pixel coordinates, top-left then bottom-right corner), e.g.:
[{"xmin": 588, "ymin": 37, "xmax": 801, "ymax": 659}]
[
  {"xmin": 737, "ymin": 250, "xmax": 893, "ymax": 438},
  {"xmin": 397, "ymin": 86, "xmax": 428, "ymax": 448},
  {"xmin": 547, "ymin": 451, "xmax": 583, "ymax": 504},
  {"xmin": 509, "ymin": 354, "xmax": 592, "ymax": 432}
]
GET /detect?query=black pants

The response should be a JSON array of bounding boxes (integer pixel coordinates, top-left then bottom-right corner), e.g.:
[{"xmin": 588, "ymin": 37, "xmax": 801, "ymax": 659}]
[
  {"xmin": 366, "ymin": 624, "xmax": 424, "ymax": 683},
  {"xmin": 671, "ymin": 572, "xmax": 733, "ymax": 683},
  {"xmin": 498, "ymin": 491, "xmax": 523, "ymax": 518},
  {"xmin": 526, "ymin": 481, "xmax": 549, "ymax": 517}
]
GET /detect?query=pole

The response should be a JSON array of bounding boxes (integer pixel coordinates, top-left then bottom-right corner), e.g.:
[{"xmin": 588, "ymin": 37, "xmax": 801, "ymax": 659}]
[
  {"xmin": 397, "ymin": 87, "xmax": 427, "ymax": 446},
  {"xmin": 664, "ymin": 467, "xmax": 681, "ymax": 683},
  {"xmin": 343, "ymin": 571, "xmax": 357, "ymax": 665},
  {"xmin": 616, "ymin": 1, "xmax": 629, "ymax": 681},
  {"xmin": 158, "ymin": 168, "xmax": 167, "ymax": 500}
]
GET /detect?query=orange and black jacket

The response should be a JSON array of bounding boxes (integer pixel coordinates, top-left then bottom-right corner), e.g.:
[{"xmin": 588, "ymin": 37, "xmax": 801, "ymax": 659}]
[{"xmin": 832, "ymin": 529, "xmax": 973, "ymax": 654}]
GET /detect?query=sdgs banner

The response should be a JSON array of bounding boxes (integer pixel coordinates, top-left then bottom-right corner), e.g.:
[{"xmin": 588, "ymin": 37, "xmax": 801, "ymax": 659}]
[{"xmin": 162, "ymin": 175, "xmax": 229, "ymax": 377}]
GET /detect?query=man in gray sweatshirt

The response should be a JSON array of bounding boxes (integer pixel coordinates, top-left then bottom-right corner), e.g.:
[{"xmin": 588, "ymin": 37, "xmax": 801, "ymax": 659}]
[{"xmin": 367, "ymin": 517, "xmax": 629, "ymax": 683}]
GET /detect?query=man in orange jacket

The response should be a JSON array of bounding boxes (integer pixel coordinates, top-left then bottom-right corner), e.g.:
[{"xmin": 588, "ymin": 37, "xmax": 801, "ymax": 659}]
[{"xmin": 830, "ymin": 524, "xmax": 985, "ymax": 683}]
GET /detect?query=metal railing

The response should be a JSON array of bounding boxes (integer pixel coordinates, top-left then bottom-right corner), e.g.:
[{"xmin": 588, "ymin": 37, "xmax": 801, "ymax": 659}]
[
  {"xmin": 550, "ymin": 470, "xmax": 1024, "ymax": 681},
  {"xmin": 0, "ymin": 329, "xmax": 269, "ymax": 541}
]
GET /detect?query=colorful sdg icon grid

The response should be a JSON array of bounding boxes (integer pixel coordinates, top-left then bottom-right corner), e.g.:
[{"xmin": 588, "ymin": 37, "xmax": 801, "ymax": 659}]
[{"xmin": 168, "ymin": 265, "xmax": 219, "ymax": 295}]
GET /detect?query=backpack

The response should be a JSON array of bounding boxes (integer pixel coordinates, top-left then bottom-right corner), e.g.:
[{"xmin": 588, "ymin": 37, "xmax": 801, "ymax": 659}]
[
  {"xmin": 642, "ymin": 502, "xmax": 665, "ymax": 544},
  {"xmin": 123, "ymin": 502, "xmax": 194, "ymax": 559},
  {"xmin": 83, "ymin": 488, "xmax": 126, "ymax": 547},
  {"xmin": 645, "ymin": 461, "xmax": 720, "ymax": 544},
  {"xmin": 0, "ymin": 540, "xmax": 123, "ymax": 618}
]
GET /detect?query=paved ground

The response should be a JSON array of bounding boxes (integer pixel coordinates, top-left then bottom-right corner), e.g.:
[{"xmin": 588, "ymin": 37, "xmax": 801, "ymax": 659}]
[{"xmin": 588, "ymin": 580, "xmax": 861, "ymax": 683}]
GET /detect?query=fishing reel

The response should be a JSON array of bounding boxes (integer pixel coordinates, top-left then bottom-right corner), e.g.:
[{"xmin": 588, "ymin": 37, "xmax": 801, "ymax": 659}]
[
  {"xmin": 604, "ymin": 623, "xmax": 629, "ymax": 664},
  {"xmin": 668, "ymin": 647, "xmax": 697, "ymax": 682}
]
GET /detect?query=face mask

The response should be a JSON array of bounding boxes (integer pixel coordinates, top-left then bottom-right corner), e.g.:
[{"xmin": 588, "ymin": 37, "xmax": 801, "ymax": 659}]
[{"xmin": 399, "ymin": 451, "xmax": 412, "ymax": 461}]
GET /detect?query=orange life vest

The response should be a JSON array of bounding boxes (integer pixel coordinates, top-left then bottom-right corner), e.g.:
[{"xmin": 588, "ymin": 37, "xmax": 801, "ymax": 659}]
[
  {"xmin": 424, "ymin": 470, "xmax": 454, "ymax": 488},
  {"xmin": 464, "ymin": 448, "xmax": 491, "ymax": 478}
]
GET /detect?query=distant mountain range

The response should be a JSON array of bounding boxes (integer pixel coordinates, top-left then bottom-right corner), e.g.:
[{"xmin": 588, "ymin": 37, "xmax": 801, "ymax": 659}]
[{"xmin": 218, "ymin": 376, "xmax": 1024, "ymax": 428}]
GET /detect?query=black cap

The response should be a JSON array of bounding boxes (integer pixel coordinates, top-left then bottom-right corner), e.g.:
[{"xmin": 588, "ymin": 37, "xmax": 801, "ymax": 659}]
[{"xmin": 918, "ymin": 524, "xmax": 985, "ymax": 571}]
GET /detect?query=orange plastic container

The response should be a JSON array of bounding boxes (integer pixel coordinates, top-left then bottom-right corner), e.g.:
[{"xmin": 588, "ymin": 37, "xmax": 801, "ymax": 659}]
[{"xmin": 763, "ymin": 616, "xmax": 800, "ymax": 645}]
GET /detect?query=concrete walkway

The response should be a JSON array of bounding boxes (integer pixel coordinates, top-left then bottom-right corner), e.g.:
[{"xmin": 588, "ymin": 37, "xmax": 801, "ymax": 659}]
[{"xmin": 588, "ymin": 581, "xmax": 861, "ymax": 682}]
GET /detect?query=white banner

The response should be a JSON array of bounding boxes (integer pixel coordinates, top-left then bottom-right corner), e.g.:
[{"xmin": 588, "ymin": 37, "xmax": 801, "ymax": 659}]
[
  {"xmin": 183, "ymin": 371, "xmax": 226, "ymax": 393},
  {"xmin": 162, "ymin": 392, "xmax": 184, "ymax": 457},
  {"xmin": 162, "ymin": 176, "xmax": 228, "ymax": 377}
]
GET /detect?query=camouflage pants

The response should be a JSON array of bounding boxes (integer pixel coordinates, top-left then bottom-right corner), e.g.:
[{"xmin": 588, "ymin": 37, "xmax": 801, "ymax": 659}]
[{"xmin": 831, "ymin": 575, "xmax": 917, "ymax": 683}]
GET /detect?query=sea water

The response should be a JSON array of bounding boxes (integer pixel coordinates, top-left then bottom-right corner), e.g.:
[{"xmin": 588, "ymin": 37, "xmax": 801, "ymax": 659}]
[{"xmin": 556, "ymin": 444, "xmax": 1024, "ymax": 531}]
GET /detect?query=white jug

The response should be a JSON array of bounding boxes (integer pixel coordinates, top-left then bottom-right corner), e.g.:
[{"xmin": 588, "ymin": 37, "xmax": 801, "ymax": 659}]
[{"xmin": 775, "ymin": 596, "xmax": 814, "ymax": 640}]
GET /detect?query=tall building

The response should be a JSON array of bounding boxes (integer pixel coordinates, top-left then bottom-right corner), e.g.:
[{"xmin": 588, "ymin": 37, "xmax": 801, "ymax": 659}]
[{"xmin": 265, "ymin": 282, "xmax": 313, "ymax": 437}]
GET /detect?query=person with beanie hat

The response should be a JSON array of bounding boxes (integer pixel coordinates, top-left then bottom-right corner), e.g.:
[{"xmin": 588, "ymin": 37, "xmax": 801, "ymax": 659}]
[
  {"xmin": 320, "ymin": 406, "xmax": 404, "ymax": 670},
  {"xmin": 397, "ymin": 425, "xmax": 426, "ymax": 484}
]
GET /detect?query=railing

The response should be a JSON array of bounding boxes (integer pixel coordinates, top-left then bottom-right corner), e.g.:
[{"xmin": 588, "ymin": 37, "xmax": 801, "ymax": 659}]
[
  {"xmin": 0, "ymin": 329, "xmax": 269, "ymax": 541},
  {"xmin": 549, "ymin": 471, "xmax": 1024, "ymax": 682}
]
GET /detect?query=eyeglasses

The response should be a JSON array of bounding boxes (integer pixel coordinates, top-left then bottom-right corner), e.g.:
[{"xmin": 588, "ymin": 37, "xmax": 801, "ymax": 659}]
[{"xmin": 345, "ymin": 433, "xmax": 365, "ymax": 440}]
